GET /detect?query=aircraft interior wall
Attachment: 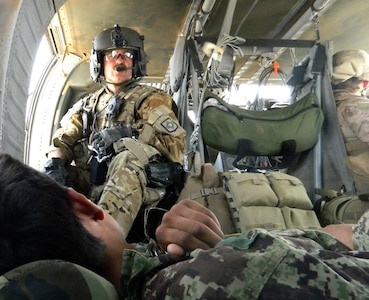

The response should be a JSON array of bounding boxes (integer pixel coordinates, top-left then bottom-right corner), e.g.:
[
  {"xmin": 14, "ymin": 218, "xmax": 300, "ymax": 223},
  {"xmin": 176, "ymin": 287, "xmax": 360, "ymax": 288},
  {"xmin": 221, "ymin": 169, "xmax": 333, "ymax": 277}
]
[{"xmin": 0, "ymin": 0, "xmax": 66, "ymax": 162}]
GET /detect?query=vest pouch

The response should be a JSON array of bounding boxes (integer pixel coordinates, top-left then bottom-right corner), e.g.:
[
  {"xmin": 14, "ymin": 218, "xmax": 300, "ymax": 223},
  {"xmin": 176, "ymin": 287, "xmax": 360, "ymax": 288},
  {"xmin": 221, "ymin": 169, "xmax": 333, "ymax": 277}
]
[
  {"xmin": 267, "ymin": 172, "xmax": 313, "ymax": 209},
  {"xmin": 280, "ymin": 206, "xmax": 320, "ymax": 229},
  {"xmin": 177, "ymin": 163, "xmax": 235, "ymax": 234},
  {"xmin": 237, "ymin": 206, "xmax": 286, "ymax": 231},
  {"xmin": 222, "ymin": 172, "xmax": 279, "ymax": 207}
]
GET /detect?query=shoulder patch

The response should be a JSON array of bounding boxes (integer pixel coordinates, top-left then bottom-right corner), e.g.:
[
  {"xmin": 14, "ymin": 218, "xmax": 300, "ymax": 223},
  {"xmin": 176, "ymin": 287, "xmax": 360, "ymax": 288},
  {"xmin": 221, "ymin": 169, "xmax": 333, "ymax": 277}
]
[{"xmin": 161, "ymin": 117, "xmax": 179, "ymax": 133}]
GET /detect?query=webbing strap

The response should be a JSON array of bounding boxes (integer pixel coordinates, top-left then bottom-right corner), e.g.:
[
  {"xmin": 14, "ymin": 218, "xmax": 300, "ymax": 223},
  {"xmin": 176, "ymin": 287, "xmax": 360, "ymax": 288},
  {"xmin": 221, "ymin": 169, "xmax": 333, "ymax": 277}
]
[
  {"xmin": 190, "ymin": 187, "xmax": 224, "ymax": 200},
  {"xmin": 113, "ymin": 138, "xmax": 150, "ymax": 165}
]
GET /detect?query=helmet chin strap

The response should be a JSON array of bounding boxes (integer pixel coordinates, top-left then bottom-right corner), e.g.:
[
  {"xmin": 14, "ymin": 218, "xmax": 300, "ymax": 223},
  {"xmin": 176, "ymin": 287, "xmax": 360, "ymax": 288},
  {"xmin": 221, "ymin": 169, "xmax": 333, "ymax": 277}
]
[
  {"xmin": 102, "ymin": 79, "xmax": 130, "ymax": 86},
  {"xmin": 100, "ymin": 78, "xmax": 140, "ymax": 88}
]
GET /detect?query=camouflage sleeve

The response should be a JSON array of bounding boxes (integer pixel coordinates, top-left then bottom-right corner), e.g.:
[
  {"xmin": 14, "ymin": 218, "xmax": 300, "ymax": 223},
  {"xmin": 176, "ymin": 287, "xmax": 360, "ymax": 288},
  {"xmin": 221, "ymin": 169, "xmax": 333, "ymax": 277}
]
[
  {"xmin": 46, "ymin": 100, "xmax": 85, "ymax": 162},
  {"xmin": 120, "ymin": 249, "xmax": 176, "ymax": 299},
  {"xmin": 0, "ymin": 260, "xmax": 119, "ymax": 300},
  {"xmin": 122, "ymin": 229, "xmax": 369, "ymax": 299},
  {"xmin": 337, "ymin": 96, "xmax": 369, "ymax": 144},
  {"xmin": 259, "ymin": 229, "xmax": 369, "ymax": 299},
  {"xmin": 136, "ymin": 91, "xmax": 186, "ymax": 163},
  {"xmin": 352, "ymin": 210, "xmax": 369, "ymax": 251}
]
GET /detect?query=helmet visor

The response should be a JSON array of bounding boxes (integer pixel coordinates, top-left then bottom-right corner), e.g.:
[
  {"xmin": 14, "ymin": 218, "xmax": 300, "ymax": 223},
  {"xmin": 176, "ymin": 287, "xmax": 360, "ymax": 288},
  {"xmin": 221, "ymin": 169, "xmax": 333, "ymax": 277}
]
[{"xmin": 104, "ymin": 49, "xmax": 134, "ymax": 62}]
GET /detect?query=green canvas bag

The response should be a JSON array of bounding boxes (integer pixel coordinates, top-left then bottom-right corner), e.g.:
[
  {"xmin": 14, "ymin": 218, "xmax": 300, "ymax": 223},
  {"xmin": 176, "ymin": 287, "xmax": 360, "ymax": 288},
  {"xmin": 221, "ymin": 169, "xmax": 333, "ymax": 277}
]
[{"xmin": 201, "ymin": 90, "xmax": 324, "ymax": 156}]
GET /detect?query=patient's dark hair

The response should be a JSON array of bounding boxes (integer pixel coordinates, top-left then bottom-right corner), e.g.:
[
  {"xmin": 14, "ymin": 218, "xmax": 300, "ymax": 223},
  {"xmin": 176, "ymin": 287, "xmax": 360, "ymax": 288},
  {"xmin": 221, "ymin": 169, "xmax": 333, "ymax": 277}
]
[{"xmin": 0, "ymin": 153, "xmax": 105, "ymax": 275}]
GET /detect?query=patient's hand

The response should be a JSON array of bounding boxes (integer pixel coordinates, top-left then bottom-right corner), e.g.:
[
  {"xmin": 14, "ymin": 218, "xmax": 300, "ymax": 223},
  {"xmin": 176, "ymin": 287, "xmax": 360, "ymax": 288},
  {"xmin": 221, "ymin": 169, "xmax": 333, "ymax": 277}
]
[{"xmin": 155, "ymin": 199, "xmax": 224, "ymax": 256}]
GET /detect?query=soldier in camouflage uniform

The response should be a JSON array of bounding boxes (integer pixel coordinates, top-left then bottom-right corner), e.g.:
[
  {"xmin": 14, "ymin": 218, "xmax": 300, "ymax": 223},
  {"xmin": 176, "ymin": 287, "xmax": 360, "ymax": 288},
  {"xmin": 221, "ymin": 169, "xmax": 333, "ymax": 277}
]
[
  {"xmin": 2, "ymin": 153, "xmax": 369, "ymax": 299},
  {"xmin": 332, "ymin": 49, "xmax": 369, "ymax": 195},
  {"xmin": 44, "ymin": 24, "xmax": 186, "ymax": 238}
]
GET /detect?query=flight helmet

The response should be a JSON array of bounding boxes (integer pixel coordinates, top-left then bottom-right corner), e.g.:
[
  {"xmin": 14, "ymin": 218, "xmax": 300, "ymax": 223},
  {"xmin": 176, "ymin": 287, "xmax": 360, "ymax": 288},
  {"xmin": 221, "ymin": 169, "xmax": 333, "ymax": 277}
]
[
  {"xmin": 332, "ymin": 49, "xmax": 369, "ymax": 85},
  {"xmin": 90, "ymin": 24, "xmax": 147, "ymax": 82}
]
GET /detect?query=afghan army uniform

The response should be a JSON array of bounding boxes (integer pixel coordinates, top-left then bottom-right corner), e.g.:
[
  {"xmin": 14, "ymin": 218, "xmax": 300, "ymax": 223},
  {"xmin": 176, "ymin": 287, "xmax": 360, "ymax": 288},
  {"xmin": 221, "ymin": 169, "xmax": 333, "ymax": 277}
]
[
  {"xmin": 121, "ymin": 211, "xmax": 369, "ymax": 299},
  {"xmin": 0, "ymin": 259, "xmax": 119, "ymax": 299},
  {"xmin": 47, "ymin": 81, "xmax": 186, "ymax": 237},
  {"xmin": 3, "ymin": 223, "xmax": 369, "ymax": 300},
  {"xmin": 335, "ymin": 89, "xmax": 369, "ymax": 195}
]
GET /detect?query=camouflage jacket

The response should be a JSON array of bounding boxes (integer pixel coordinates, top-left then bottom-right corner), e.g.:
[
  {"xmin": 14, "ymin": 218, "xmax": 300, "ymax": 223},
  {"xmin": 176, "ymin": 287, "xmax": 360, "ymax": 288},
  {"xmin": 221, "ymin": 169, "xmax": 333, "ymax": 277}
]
[
  {"xmin": 334, "ymin": 89, "xmax": 369, "ymax": 155},
  {"xmin": 47, "ymin": 82, "xmax": 186, "ymax": 164},
  {"xmin": 0, "ymin": 259, "xmax": 119, "ymax": 300},
  {"xmin": 3, "ymin": 214, "xmax": 369, "ymax": 299},
  {"xmin": 121, "ymin": 213, "xmax": 369, "ymax": 299}
]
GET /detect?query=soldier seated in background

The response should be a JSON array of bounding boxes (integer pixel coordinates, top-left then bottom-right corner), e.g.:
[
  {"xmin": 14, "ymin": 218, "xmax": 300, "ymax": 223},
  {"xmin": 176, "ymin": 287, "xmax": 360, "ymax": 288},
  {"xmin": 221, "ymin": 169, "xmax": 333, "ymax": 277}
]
[
  {"xmin": 332, "ymin": 49, "xmax": 369, "ymax": 195},
  {"xmin": 1, "ymin": 153, "xmax": 369, "ymax": 299},
  {"xmin": 44, "ymin": 24, "xmax": 186, "ymax": 239}
]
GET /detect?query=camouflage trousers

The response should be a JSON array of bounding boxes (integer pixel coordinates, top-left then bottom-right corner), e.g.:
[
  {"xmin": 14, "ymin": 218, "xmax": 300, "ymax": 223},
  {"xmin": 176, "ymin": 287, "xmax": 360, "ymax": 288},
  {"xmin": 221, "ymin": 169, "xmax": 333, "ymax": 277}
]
[
  {"xmin": 122, "ymin": 228, "xmax": 369, "ymax": 299},
  {"xmin": 98, "ymin": 139, "xmax": 161, "ymax": 238},
  {"xmin": 345, "ymin": 151, "xmax": 369, "ymax": 195}
]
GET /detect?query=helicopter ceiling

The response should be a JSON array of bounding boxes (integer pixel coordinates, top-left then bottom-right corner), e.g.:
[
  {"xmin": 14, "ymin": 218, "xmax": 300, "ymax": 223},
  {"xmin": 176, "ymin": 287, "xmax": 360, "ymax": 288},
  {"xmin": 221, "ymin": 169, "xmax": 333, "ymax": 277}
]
[{"xmin": 50, "ymin": 0, "xmax": 369, "ymax": 86}]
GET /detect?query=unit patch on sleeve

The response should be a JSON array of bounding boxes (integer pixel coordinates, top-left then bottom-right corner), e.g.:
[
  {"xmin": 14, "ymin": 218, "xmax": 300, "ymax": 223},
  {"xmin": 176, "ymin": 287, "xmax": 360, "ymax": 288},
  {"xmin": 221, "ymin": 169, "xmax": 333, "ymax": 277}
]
[{"xmin": 161, "ymin": 118, "xmax": 178, "ymax": 133}]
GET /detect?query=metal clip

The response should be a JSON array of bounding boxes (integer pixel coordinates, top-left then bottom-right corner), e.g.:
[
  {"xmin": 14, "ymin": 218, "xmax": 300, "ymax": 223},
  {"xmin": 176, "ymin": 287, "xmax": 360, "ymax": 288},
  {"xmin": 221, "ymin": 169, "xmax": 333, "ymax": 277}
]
[{"xmin": 106, "ymin": 96, "xmax": 123, "ymax": 120}]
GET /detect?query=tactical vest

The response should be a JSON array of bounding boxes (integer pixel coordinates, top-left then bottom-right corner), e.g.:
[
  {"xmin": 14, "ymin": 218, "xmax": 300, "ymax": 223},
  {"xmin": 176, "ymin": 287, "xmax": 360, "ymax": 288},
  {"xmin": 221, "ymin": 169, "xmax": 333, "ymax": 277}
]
[
  {"xmin": 81, "ymin": 83, "xmax": 159, "ymax": 140},
  {"xmin": 177, "ymin": 163, "xmax": 321, "ymax": 234}
]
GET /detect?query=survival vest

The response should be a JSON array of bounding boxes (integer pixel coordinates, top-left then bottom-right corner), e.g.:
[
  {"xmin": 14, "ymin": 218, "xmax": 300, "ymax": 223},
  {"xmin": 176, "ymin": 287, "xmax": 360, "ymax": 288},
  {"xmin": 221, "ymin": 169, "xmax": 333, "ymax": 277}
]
[{"xmin": 81, "ymin": 83, "xmax": 159, "ymax": 139}]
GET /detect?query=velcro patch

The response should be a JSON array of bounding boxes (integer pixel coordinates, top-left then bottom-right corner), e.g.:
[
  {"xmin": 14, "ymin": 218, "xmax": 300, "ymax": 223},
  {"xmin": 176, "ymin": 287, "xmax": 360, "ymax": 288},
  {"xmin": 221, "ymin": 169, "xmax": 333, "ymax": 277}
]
[{"xmin": 161, "ymin": 118, "xmax": 178, "ymax": 132}]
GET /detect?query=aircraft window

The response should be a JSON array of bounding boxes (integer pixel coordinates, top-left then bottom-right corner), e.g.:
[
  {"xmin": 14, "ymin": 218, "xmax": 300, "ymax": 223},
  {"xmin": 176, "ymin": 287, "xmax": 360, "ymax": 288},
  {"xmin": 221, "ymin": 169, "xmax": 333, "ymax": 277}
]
[
  {"xmin": 25, "ymin": 35, "xmax": 64, "ymax": 170},
  {"xmin": 187, "ymin": 83, "xmax": 291, "ymax": 127},
  {"xmin": 227, "ymin": 84, "xmax": 291, "ymax": 109},
  {"xmin": 28, "ymin": 36, "xmax": 52, "ymax": 96},
  {"xmin": 25, "ymin": 8, "xmax": 85, "ymax": 170}
]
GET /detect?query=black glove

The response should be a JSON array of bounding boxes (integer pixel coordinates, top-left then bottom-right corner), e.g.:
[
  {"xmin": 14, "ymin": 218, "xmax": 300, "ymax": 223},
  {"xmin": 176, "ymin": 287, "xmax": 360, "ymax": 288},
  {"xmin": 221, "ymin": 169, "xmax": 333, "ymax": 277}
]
[
  {"xmin": 44, "ymin": 157, "xmax": 73, "ymax": 187},
  {"xmin": 91, "ymin": 123, "xmax": 132, "ymax": 161}
]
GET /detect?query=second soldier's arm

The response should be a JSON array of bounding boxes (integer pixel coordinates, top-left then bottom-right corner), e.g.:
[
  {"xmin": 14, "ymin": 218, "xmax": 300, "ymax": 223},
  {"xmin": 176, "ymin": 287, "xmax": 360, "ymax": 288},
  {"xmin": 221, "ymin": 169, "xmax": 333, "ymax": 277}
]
[
  {"xmin": 136, "ymin": 91, "xmax": 186, "ymax": 163},
  {"xmin": 46, "ymin": 100, "xmax": 85, "ymax": 164}
]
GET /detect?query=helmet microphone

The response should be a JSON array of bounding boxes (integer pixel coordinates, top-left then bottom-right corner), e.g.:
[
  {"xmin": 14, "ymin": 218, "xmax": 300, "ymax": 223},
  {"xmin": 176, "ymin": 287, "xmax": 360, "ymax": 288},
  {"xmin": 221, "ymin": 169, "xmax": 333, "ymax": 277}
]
[{"xmin": 116, "ymin": 66, "xmax": 135, "ymax": 72}]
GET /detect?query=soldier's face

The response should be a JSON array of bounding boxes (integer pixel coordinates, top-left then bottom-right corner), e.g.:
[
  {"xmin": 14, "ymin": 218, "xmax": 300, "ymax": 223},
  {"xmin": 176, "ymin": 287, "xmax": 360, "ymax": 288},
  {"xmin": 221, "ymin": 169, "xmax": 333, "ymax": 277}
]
[{"xmin": 103, "ymin": 48, "xmax": 133, "ymax": 85}]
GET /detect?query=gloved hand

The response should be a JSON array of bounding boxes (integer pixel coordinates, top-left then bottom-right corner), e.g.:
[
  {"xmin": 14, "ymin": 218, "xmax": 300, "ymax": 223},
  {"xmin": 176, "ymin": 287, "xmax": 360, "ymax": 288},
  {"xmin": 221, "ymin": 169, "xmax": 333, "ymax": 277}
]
[
  {"xmin": 44, "ymin": 157, "xmax": 73, "ymax": 187},
  {"xmin": 91, "ymin": 123, "xmax": 132, "ymax": 161}
]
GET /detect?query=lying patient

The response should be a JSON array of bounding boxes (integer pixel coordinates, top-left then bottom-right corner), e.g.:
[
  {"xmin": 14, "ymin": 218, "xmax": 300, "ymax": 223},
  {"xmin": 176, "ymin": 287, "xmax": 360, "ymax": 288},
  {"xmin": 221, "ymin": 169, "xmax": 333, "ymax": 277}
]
[{"xmin": 0, "ymin": 153, "xmax": 368, "ymax": 299}]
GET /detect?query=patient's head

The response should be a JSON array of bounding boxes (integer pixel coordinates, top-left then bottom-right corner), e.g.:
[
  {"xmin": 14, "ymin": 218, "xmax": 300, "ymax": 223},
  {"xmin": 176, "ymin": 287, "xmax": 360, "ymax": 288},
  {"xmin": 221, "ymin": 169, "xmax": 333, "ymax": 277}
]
[{"xmin": 0, "ymin": 153, "xmax": 105, "ymax": 275}]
